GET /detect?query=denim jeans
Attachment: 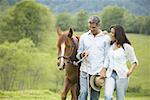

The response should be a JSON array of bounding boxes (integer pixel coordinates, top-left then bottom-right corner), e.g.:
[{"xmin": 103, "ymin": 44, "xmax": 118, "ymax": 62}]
[
  {"xmin": 78, "ymin": 71, "xmax": 100, "ymax": 100},
  {"xmin": 104, "ymin": 71, "xmax": 128, "ymax": 100}
]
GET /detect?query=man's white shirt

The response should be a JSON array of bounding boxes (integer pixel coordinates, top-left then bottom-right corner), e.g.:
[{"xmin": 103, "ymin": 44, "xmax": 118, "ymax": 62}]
[{"xmin": 77, "ymin": 30, "xmax": 111, "ymax": 75}]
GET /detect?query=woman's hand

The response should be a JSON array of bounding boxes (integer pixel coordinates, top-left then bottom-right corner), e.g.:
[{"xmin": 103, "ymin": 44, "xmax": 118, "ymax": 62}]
[
  {"xmin": 127, "ymin": 69, "xmax": 133, "ymax": 77},
  {"xmin": 127, "ymin": 62, "xmax": 138, "ymax": 77}
]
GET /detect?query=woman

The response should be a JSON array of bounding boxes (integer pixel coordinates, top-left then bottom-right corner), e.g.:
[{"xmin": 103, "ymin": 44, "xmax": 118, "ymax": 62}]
[{"xmin": 102, "ymin": 25, "xmax": 138, "ymax": 100}]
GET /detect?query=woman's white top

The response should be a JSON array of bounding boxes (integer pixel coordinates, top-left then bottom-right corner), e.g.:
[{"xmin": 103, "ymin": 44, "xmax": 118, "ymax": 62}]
[{"xmin": 104, "ymin": 43, "xmax": 138, "ymax": 78}]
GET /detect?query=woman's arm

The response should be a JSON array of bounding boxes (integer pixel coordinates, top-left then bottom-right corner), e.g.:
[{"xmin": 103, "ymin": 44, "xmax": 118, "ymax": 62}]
[
  {"xmin": 127, "ymin": 62, "xmax": 138, "ymax": 77},
  {"xmin": 124, "ymin": 44, "xmax": 139, "ymax": 77}
]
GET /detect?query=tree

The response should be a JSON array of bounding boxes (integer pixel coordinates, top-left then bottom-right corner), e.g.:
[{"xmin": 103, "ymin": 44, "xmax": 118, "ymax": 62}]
[
  {"xmin": 100, "ymin": 6, "xmax": 125, "ymax": 30},
  {"xmin": 123, "ymin": 10, "xmax": 138, "ymax": 33},
  {"xmin": 0, "ymin": 38, "xmax": 53, "ymax": 90},
  {"xmin": 136, "ymin": 16, "xmax": 150, "ymax": 35},
  {"xmin": 56, "ymin": 12, "xmax": 72, "ymax": 31},
  {"xmin": 75, "ymin": 9, "xmax": 88, "ymax": 31},
  {"xmin": 0, "ymin": 0, "xmax": 54, "ymax": 47},
  {"xmin": 0, "ymin": 39, "xmax": 35, "ymax": 90},
  {"xmin": 0, "ymin": 0, "xmax": 9, "ymax": 12}
]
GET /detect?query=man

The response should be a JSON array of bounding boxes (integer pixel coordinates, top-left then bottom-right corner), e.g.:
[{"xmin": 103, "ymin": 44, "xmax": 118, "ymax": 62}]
[{"xmin": 77, "ymin": 15, "xmax": 111, "ymax": 100}]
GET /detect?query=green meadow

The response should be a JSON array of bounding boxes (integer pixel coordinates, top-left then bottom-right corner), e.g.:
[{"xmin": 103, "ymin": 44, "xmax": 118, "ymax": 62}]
[
  {"xmin": 0, "ymin": 90, "xmax": 149, "ymax": 100},
  {"xmin": 0, "ymin": 32, "xmax": 150, "ymax": 100}
]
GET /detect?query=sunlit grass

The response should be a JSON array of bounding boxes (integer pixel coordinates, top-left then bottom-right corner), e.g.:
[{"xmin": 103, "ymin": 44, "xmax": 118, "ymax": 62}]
[{"xmin": 0, "ymin": 90, "xmax": 149, "ymax": 100}]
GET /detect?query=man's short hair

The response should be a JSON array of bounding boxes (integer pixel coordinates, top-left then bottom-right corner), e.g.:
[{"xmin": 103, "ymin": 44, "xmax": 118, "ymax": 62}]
[{"xmin": 88, "ymin": 15, "xmax": 100, "ymax": 26}]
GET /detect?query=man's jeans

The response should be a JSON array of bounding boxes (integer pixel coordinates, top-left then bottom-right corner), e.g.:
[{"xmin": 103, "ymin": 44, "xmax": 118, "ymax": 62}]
[
  {"xmin": 104, "ymin": 71, "xmax": 128, "ymax": 100},
  {"xmin": 78, "ymin": 71, "xmax": 100, "ymax": 100}
]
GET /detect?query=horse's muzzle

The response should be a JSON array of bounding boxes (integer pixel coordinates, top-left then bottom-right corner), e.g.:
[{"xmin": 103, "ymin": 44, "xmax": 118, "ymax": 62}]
[{"xmin": 57, "ymin": 62, "xmax": 65, "ymax": 70}]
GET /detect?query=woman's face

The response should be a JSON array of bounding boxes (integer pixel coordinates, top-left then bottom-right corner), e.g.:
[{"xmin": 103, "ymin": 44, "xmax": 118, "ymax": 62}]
[{"xmin": 110, "ymin": 28, "xmax": 115, "ymax": 40}]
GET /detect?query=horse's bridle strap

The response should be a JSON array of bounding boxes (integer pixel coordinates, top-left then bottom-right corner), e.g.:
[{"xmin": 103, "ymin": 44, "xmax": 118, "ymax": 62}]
[{"xmin": 58, "ymin": 56, "xmax": 68, "ymax": 60}]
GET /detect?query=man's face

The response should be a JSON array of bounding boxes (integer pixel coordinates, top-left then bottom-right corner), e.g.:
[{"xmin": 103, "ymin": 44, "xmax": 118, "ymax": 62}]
[{"xmin": 88, "ymin": 23, "xmax": 99, "ymax": 35}]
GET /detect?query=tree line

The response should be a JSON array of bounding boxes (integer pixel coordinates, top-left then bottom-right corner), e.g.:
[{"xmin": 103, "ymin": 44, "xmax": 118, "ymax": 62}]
[
  {"xmin": 56, "ymin": 6, "xmax": 150, "ymax": 35},
  {"xmin": 37, "ymin": 0, "xmax": 150, "ymax": 16}
]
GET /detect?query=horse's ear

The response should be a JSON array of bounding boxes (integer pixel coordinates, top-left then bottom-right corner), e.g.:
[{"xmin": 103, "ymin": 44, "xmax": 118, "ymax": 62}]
[
  {"xmin": 57, "ymin": 27, "xmax": 62, "ymax": 36},
  {"xmin": 68, "ymin": 28, "xmax": 73, "ymax": 38}
]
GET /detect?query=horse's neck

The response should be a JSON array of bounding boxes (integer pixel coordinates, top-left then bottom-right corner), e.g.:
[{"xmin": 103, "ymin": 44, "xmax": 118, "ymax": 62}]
[
  {"xmin": 72, "ymin": 35, "xmax": 79, "ymax": 48},
  {"xmin": 69, "ymin": 49, "xmax": 77, "ymax": 61},
  {"xmin": 70, "ymin": 36, "xmax": 79, "ymax": 61}
]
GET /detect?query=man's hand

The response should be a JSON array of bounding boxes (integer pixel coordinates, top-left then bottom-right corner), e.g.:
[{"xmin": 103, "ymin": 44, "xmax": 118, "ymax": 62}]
[
  {"xmin": 80, "ymin": 52, "xmax": 89, "ymax": 58},
  {"xmin": 100, "ymin": 68, "xmax": 107, "ymax": 78}
]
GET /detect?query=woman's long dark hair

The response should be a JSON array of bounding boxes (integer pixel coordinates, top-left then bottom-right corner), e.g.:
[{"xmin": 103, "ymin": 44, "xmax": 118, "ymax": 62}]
[{"xmin": 110, "ymin": 25, "xmax": 131, "ymax": 48}]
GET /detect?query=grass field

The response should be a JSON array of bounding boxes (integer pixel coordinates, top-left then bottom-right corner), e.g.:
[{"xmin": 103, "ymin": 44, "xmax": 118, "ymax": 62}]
[
  {"xmin": 49, "ymin": 32, "xmax": 150, "ymax": 99},
  {"xmin": 0, "ymin": 90, "xmax": 149, "ymax": 100},
  {"xmin": 0, "ymin": 33, "xmax": 149, "ymax": 100},
  {"xmin": 126, "ymin": 34, "xmax": 150, "ymax": 95}
]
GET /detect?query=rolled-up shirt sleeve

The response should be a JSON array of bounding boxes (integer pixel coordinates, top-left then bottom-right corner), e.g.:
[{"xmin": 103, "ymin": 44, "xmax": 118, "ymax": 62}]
[
  {"xmin": 104, "ymin": 35, "xmax": 111, "ymax": 60},
  {"xmin": 103, "ymin": 35, "xmax": 111, "ymax": 68},
  {"xmin": 76, "ymin": 35, "xmax": 84, "ymax": 60},
  {"xmin": 124, "ymin": 44, "xmax": 139, "ymax": 65}
]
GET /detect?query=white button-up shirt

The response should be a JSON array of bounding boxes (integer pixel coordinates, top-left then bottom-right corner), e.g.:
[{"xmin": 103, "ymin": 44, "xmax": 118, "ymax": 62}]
[
  {"xmin": 77, "ymin": 30, "xmax": 111, "ymax": 75},
  {"xmin": 104, "ymin": 43, "xmax": 138, "ymax": 78}
]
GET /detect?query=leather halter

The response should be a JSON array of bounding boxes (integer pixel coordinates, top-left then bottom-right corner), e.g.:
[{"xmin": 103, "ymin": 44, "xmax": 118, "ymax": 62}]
[{"xmin": 58, "ymin": 36, "xmax": 78, "ymax": 65}]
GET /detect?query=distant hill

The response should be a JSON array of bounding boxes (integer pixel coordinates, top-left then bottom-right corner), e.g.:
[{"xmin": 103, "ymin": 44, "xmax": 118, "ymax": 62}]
[{"xmin": 36, "ymin": 0, "xmax": 150, "ymax": 16}]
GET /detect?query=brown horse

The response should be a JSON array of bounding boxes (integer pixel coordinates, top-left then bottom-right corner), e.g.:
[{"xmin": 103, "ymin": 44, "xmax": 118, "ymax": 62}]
[{"xmin": 57, "ymin": 28, "xmax": 80, "ymax": 100}]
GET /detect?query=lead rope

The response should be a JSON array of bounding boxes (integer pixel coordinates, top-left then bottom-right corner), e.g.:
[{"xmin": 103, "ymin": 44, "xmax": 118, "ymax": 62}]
[{"xmin": 72, "ymin": 55, "xmax": 88, "ymax": 66}]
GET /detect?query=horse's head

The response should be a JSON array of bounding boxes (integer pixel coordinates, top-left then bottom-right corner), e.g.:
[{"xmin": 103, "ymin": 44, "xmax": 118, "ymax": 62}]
[{"xmin": 57, "ymin": 28, "xmax": 79, "ymax": 70}]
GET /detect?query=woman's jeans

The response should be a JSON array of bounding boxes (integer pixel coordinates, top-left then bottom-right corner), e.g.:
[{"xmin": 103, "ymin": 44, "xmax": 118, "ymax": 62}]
[
  {"xmin": 78, "ymin": 71, "xmax": 100, "ymax": 100},
  {"xmin": 105, "ymin": 71, "xmax": 128, "ymax": 100}
]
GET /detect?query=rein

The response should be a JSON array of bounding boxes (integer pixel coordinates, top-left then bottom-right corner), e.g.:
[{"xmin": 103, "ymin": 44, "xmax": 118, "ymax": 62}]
[{"xmin": 58, "ymin": 56, "xmax": 69, "ymax": 60}]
